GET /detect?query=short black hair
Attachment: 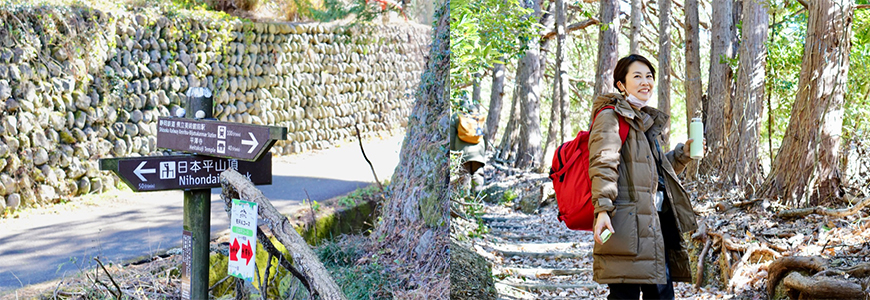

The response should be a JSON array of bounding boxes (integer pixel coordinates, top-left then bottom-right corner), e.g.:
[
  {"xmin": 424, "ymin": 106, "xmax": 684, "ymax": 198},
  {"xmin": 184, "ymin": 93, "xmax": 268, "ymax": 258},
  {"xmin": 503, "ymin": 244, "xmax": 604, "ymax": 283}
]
[{"xmin": 613, "ymin": 54, "xmax": 656, "ymax": 92}]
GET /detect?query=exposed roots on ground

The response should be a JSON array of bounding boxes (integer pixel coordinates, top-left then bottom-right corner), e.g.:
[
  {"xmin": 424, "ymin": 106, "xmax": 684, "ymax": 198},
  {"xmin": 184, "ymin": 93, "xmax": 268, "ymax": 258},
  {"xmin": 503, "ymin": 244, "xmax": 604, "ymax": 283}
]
[{"xmin": 767, "ymin": 256, "xmax": 868, "ymax": 299}]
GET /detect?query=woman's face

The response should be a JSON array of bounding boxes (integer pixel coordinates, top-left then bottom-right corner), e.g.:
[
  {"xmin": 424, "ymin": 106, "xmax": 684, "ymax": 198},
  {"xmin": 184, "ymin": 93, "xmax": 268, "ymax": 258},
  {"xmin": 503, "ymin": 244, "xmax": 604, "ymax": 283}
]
[{"xmin": 618, "ymin": 61, "xmax": 655, "ymax": 102}]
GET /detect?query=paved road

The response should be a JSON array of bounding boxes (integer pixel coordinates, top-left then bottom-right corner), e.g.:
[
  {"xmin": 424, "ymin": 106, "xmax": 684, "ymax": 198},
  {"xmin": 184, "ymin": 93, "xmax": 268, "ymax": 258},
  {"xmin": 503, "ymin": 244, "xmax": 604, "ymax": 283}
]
[{"xmin": 0, "ymin": 133, "xmax": 404, "ymax": 294}]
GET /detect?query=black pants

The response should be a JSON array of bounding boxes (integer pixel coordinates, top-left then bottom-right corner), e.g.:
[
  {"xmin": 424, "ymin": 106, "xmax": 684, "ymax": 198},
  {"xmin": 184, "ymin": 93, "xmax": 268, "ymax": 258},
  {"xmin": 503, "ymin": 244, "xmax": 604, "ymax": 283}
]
[{"xmin": 607, "ymin": 210, "xmax": 680, "ymax": 300}]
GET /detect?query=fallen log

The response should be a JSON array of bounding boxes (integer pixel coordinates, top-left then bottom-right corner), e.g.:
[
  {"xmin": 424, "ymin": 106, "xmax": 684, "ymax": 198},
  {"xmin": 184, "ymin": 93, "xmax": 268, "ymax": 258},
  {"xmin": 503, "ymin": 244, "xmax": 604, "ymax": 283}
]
[
  {"xmin": 221, "ymin": 169, "xmax": 347, "ymax": 300},
  {"xmin": 777, "ymin": 197, "xmax": 870, "ymax": 219}
]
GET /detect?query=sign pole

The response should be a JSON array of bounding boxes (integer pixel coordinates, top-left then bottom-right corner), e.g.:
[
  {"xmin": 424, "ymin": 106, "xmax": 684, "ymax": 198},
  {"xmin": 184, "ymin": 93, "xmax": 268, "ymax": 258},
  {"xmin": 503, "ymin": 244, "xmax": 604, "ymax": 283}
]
[{"xmin": 183, "ymin": 87, "xmax": 213, "ymax": 300}]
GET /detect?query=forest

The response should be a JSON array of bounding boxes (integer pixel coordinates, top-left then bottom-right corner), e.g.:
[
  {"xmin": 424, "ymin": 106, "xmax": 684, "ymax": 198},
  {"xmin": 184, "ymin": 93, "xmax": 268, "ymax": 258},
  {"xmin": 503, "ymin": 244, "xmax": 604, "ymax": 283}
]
[{"xmin": 450, "ymin": 0, "xmax": 870, "ymax": 298}]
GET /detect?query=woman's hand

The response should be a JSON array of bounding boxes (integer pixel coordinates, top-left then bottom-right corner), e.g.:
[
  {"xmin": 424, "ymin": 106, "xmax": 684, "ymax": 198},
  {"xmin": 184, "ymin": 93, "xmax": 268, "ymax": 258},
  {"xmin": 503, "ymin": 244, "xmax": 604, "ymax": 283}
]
[
  {"xmin": 593, "ymin": 211, "xmax": 615, "ymax": 245},
  {"xmin": 682, "ymin": 138, "xmax": 707, "ymax": 158}
]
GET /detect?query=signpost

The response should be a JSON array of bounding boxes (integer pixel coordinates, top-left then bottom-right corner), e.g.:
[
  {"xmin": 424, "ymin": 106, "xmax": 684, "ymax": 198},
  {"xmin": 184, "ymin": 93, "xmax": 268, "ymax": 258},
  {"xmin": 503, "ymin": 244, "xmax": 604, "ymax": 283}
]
[
  {"xmin": 99, "ymin": 87, "xmax": 287, "ymax": 300},
  {"xmin": 100, "ymin": 155, "xmax": 272, "ymax": 192},
  {"xmin": 157, "ymin": 117, "xmax": 287, "ymax": 162}
]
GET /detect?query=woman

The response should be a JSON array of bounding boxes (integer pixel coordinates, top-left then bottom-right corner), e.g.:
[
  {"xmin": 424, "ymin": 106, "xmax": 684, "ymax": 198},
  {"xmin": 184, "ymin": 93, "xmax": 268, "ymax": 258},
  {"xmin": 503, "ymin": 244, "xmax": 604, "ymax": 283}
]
[{"xmin": 589, "ymin": 54, "xmax": 699, "ymax": 299}]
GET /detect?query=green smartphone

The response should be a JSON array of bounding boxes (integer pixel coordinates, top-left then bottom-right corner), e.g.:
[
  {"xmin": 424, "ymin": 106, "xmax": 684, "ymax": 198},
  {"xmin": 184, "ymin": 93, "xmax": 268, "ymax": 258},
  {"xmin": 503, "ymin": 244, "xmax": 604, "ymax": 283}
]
[{"xmin": 600, "ymin": 228, "xmax": 612, "ymax": 243}]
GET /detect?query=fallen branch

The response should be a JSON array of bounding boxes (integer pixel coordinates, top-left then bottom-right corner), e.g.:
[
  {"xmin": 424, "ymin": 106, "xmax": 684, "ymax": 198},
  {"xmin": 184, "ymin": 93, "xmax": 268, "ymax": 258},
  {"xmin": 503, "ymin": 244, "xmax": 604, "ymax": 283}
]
[
  {"xmin": 256, "ymin": 226, "xmax": 311, "ymax": 292},
  {"xmin": 209, "ymin": 275, "xmax": 231, "ymax": 292},
  {"xmin": 777, "ymin": 197, "xmax": 870, "ymax": 219},
  {"xmin": 221, "ymin": 169, "xmax": 347, "ymax": 300},
  {"xmin": 94, "ymin": 257, "xmax": 121, "ymax": 299},
  {"xmin": 694, "ymin": 239, "xmax": 712, "ymax": 290}
]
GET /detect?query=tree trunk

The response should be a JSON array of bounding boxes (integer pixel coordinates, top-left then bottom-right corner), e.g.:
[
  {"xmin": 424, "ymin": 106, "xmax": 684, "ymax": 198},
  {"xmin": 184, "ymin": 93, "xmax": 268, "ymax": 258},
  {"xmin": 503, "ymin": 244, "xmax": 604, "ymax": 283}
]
[
  {"xmin": 763, "ymin": 0, "xmax": 851, "ymax": 206},
  {"xmin": 516, "ymin": 0, "xmax": 548, "ymax": 171},
  {"xmin": 727, "ymin": 0, "xmax": 767, "ymax": 190},
  {"xmin": 700, "ymin": 0, "xmax": 736, "ymax": 177},
  {"xmin": 629, "ymin": 0, "xmax": 642, "ymax": 54},
  {"xmin": 472, "ymin": 73, "xmax": 481, "ymax": 104},
  {"xmin": 486, "ymin": 61, "xmax": 506, "ymax": 143},
  {"xmin": 658, "ymin": 0, "xmax": 672, "ymax": 147},
  {"xmin": 594, "ymin": 0, "xmax": 620, "ymax": 98},
  {"xmin": 684, "ymin": 0, "xmax": 702, "ymax": 179},
  {"xmin": 541, "ymin": 0, "xmax": 568, "ymax": 170},
  {"xmin": 372, "ymin": 0, "xmax": 450, "ymax": 294},
  {"xmin": 498, "ymin": 77, "xmax": 522, "ymax": 163}
]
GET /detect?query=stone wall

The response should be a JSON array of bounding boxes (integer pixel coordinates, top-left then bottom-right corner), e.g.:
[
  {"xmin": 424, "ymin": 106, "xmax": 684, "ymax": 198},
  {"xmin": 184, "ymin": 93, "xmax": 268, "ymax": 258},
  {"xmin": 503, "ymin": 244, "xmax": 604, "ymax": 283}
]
[{"xmin": 0, "ymin": 5, "xmax": 429, "ymax": 210}]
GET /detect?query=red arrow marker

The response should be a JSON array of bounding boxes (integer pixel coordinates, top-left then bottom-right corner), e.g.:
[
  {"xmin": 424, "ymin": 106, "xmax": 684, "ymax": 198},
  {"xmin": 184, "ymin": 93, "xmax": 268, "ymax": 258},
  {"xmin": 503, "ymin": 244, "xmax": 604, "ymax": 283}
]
[
  {"xmin": 229, "ymin": 238, "xmax": 240, "ymax": 261},
  {"xmin": 241, "ymin": 240, "xmax": 253, "ymax": 265}
]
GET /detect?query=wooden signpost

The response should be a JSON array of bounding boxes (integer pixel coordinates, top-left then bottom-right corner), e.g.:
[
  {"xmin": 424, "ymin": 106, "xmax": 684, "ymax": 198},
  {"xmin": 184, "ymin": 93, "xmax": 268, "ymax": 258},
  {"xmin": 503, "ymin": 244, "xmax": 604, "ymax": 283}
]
[{"xmin": 100, "ymin": 87, "xmax": 286, "ymax": 299}]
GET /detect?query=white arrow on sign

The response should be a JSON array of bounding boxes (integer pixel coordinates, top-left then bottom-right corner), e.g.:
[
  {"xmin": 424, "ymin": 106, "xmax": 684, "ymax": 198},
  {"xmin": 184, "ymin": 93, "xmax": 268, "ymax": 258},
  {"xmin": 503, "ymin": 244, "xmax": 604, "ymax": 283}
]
[
  {"xmin": 241, "ymin": 132, "xmax": 259, "ymax": 154},
  {"xmin": 134, "ymin": 161, "xmax": 156, "ymax": 181}
]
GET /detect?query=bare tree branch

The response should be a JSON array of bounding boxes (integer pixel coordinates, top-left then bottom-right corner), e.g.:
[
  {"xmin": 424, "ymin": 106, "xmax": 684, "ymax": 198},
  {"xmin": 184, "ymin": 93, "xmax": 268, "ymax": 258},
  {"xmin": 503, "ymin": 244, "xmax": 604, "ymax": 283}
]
[
  {"xmin": 542, "ymin": 18, "xmax": 600, "ymax": 40},
  {"xmin": 796, "ymin": 0, "xmax": 808, "ymax": 8}
]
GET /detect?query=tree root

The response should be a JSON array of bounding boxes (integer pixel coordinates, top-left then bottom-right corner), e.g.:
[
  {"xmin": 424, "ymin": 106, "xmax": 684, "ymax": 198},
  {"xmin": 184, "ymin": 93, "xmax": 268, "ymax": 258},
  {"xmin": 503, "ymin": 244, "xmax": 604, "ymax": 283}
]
[
  {"xmin": 767, "ymin": 256, "xmax": 867, "ymax": 299},
  {"xmin": 694, "ymin": 239, "xmax": 712, "ymax": 290},
  {"xmin": 780, "ymin": 271, "xmax": 864, "ymax": 299},
  {"xmin": 777, "ymin": 197, "xmax": 870, "ymax": 219}
]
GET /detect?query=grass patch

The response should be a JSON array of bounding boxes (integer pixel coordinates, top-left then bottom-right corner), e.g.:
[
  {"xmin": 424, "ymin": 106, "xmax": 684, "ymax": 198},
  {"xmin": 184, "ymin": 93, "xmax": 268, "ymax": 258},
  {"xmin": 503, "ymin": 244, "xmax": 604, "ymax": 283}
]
[{"xmin": 314, "ymin": 234, "xmax": 391, "ymax": 299}]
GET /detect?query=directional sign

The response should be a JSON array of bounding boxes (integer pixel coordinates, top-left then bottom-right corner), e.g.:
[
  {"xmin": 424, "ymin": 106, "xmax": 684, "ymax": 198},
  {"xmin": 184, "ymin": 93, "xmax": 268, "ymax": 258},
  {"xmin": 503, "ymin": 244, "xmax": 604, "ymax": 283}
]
[
  {"xmin": 100, "ymin": 155, "xmax": 272, "ymax": 192},
  {"xmin": 228, "ymin": 198, "xmax": 257, "ymax": 281},
  {"xmin": 156, "ymin": 117, "xmax": 287, "ymax": 161}
]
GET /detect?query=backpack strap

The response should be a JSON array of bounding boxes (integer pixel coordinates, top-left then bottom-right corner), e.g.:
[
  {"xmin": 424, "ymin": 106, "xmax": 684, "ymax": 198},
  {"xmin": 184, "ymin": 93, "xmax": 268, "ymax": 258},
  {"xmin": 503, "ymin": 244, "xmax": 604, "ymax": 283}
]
[
  {"xmin": 555, "ymin": 106, "xmax": 628, "ymax": 177},
  {"xmin": 593, "ymin": 105, "xmax": 629, "ymax": 144}
]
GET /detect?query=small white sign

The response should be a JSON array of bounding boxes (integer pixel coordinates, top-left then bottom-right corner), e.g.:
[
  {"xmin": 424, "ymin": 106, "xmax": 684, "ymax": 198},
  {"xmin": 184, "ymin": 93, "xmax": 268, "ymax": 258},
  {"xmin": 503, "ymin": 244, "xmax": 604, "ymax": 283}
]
[{"xmin": 228, "ymin": 199, "xmax": 258, "ymax": 281}]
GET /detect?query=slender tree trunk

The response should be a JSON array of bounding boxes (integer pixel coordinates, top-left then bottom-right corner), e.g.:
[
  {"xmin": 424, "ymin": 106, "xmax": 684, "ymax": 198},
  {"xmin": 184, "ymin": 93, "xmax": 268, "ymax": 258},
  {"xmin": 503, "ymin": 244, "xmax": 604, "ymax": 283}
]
[
  {"xmin": 684, "ymin": 0, "xmax": 702, "ymax": 179},
  {"xmin": 727, "ymin": 0, "xmax": 768, "ymax": 191},
  {"xmin": 594, "ymin": 0, "xmax": 620, "ymax": 98},
  {"xmin": 558, "ymin": 29, "xmax": 571, "ymax": 144},
  {"xmin": 542, "ymin": 0, "xmax": 568, "ymax": 169},
  {"xmin": 472, "ymin": 73, "xmax": 481, "ymax": 104},
  {"xmin": 486, "ymin": 61, "xmax": 506, "ymax": 143},
  {"xmin": 763, "ymin": 0, "xmax": 851, "ymax": 206},
  {"xmin": 630, "ymin": 0, "xmax": 643, "ymax": 54},
  {"xmin": 516, "ymin": 0, "xmax": 548, "ymax": 171},
  {"xmin": 498, "ymin": 77, "xmax": 521, "ymax": 163},
  {"xmin": 658, "ymin": 0, "xmax": 673, "ymax": 147},
  {"xmin": 700, "ymin": 0, "xmax": 736, "ymax": 176},
  {"xmin": 373, "ymin": 1, "xmax": 449, "ymax": 294}
]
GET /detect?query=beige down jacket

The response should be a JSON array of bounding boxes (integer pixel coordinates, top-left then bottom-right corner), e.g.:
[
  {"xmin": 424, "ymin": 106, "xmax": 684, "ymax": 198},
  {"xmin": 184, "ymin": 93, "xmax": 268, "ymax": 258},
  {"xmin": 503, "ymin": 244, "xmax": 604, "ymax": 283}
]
[{"xmin": 588, "ymin": 93, "xmax": 698, "ymax": 284}]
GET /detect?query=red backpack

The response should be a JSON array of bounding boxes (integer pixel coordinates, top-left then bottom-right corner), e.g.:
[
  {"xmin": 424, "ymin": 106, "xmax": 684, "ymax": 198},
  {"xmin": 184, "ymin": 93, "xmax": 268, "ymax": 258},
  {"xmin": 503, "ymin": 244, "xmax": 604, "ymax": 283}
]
[{"xmin": 549, "ymin": 106, "xmax": 629, "ymax": 231}]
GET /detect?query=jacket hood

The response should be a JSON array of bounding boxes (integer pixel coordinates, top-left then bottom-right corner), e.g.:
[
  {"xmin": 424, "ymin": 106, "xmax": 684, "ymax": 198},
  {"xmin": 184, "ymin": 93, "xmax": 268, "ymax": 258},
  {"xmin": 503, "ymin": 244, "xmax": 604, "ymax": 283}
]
[{"xmin": 592, "ymin": 93, "xmax": 637, "ymax": 120}]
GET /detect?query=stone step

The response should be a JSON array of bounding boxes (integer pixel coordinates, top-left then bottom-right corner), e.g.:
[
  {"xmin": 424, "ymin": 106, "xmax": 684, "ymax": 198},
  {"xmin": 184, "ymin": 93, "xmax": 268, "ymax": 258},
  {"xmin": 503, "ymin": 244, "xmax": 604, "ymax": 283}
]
[
  {"xmin": 494, "ymin": 267, "xmax": 592, "ymax": 277},
  {"xmin": 494, "ymin": 282, "xmax": 536, "ymax": 300},
  {"xmin": 496, "ymin": 280, "xmax": 602, "ymax": 292},
  {"xmin": 487, "ymin": 223, "xmax": 528, "ymax": 230},
  {"xmin": 481, "ymin": 216, "xmax": 531, "ymax": 223},
  {"xmin": 496, "ymin": 249, "xmax": 589, "ymax": 259}
]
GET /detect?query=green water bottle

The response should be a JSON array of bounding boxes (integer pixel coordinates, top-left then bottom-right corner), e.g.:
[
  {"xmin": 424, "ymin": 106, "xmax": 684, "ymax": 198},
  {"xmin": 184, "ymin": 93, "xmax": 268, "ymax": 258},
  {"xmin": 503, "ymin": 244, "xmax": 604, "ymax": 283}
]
[{"xmin": 690, "ymin": 118, "xmax": 704, "ymax": 159}]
